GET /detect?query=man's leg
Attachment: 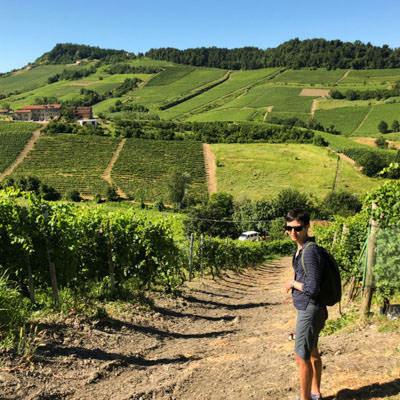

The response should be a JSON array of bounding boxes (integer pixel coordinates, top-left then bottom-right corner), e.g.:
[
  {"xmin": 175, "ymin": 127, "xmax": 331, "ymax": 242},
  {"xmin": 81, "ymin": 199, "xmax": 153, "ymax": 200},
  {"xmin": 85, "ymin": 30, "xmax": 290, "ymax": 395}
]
[
  {"xmin": 294, "ymin": 352, "xmax": 312, "ymax": 400},
  {"xmin": 310, "ymin": 347, "xmax": 322, "ymax": 395}
]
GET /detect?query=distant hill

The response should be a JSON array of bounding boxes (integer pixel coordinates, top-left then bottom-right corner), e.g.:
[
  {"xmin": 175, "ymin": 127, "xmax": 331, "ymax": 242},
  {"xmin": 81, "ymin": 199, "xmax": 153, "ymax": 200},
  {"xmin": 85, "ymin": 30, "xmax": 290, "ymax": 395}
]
[
  {"xmin": 146, "ymin": 38, "xmax": 400, "ymax": 70},
  {"xmin": 35, "ymin": 43, "xmax": 132, "ymax": 65}
]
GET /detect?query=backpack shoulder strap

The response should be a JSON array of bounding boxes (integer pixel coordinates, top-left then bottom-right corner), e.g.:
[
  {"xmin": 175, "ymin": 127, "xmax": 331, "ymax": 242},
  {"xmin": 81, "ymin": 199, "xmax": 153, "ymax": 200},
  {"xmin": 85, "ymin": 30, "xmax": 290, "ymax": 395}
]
[{"xmin": 300, "ymin": 241, "xmax": 317, "ymax": 274}]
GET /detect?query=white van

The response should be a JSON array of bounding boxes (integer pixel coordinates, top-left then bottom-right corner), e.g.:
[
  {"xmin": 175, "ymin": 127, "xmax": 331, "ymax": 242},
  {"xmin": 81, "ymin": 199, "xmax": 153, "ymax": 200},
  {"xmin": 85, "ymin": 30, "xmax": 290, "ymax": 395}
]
[{"xmin": 238, "ymin": 231, "xmax": 259, "ymax": 241}]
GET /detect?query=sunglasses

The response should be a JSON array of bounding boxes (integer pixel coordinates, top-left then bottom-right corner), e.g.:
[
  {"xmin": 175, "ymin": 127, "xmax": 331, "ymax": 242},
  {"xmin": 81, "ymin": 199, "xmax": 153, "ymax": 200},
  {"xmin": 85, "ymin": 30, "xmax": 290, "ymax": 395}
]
[{"xmin": 284, "ymin": 225, "xmax": 304, "ymax": 232}]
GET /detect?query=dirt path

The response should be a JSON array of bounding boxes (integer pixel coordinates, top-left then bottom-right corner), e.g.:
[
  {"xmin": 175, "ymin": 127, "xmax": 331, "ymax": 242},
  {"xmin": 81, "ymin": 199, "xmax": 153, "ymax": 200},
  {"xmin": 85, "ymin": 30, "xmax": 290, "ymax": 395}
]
[
  {"xmin": 332, "ymin": 155, "xmax": 341, "ymax": 191},
  {"xmin": 203, "ymin": 143, "xmax": 217, "ymax": 196},
  {"xmin": 2, "ymin": 257, "xmax": 400, "ymax": 400},
  {"xmin": 263, "ymin": 106, "xmax": 274, "ymax": 121},
  {"xmin": 102, "ymin": 139, "xmax": 128, "ymax": 199},
  {"xmin": 335, "ymin": 70, "xmax": 350, "ymax": 85},
  {"xmin": 311, "ymin": 98, "xmax": 319, "ymax": 116},
  {"xmin": 0, "ymin": 126, "xmax": 43, "ymax": 182},
  {"xmin": 353, "ymin": 106, "xmax": 374, "ymax": 134}
]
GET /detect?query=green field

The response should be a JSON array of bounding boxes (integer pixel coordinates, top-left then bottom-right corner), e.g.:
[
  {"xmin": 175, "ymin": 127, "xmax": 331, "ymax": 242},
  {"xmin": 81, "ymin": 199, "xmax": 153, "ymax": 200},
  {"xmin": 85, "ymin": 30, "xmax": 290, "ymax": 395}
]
[
  {"xmin": 314, "ymin": 106, "xmax": 371, "ymax": 135},
  {"xmin": 10, "ymin": 134, "xmax": 120, "ymax": 196},
  {"xmin": 220, "ymin": 85, "xmax": 316, "ymax": 113},
  {"xmin": 339, "ymin": 68, "xmax": 400, "ymax": 87},
  {"xmin": 355, "ymin": 102, "xmax": 400, "ymax": 136},
  {"xmin": 131, "ymin": 66, "xmax": 227, "ymax": 108},
  {"xmin": 112, "ymin": 139, "xmax": 207, "ymax": 202},
  {"xmin": 271, "ymin": 69, "xmax": 345, "ymax": 85},
  {"xmin": 211, "ymin": 142, "xmax": 382, "ymax": 200},
  {"xmin": 160, "ymin": 68, "xmax": 280, "ymax": 119},
  {"xmin": 0, "ymin": 65, "xmax": 86, "ymax": 95},
  {"xmin": 188, "ymin": 108, "xmax": 258, "ymax": 122}
]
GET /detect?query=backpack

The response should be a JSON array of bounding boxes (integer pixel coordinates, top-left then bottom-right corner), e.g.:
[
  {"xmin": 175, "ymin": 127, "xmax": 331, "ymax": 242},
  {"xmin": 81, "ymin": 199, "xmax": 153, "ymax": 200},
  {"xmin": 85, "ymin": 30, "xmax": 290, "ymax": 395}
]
[{"xmin": 301, "ymin": 242, "xmax": 342, "ymax": 307}]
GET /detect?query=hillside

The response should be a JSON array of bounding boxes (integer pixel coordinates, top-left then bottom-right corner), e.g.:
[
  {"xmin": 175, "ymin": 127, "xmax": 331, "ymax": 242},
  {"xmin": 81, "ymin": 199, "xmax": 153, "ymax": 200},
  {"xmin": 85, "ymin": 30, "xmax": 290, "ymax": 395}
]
[{"xmin": 1, "ymin": 43, "xmax": 400, "ymax": 201}]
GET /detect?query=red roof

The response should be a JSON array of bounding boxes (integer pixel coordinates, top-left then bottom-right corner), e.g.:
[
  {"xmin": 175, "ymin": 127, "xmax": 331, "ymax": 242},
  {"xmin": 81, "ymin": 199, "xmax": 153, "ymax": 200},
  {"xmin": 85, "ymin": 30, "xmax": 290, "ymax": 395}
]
[
  {"xmin": 15, "ymin": 109, "xmax": 31, "ymax": 113},
  {"xmin": 0, "ymin": 109, "xmax": 9, "ymax": 113},
  {"xmin": 21, "ymin": 104, "xmax": 61, "ymax": 110}
]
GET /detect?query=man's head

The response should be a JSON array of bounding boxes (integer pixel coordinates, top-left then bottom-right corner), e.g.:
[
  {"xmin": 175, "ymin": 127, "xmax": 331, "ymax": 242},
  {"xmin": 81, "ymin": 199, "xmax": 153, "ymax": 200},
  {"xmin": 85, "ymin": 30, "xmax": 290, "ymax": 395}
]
[{"xmin": 285, "ymin": 209, "xmax": 310, "ymax": 244}]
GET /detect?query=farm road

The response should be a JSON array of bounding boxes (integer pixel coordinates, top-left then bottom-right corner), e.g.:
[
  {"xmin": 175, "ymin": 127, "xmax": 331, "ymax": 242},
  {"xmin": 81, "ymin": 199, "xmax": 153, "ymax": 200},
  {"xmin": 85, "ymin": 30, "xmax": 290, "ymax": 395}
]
[
  {"xmin": 203, "ymin": 143, "xmax": 217, "ymax": 195},
  {"xmin": 5, "ymin": 257, "xmax": 400, "ymax": 399},
  {"xmin": 102, "ymin": 138, "xmax": 128, "ymax": 199}
]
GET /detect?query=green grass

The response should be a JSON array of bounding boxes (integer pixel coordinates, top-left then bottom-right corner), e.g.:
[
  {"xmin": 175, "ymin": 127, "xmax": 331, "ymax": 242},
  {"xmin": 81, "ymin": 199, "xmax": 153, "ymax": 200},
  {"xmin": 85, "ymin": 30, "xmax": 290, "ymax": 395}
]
[
  {"xmin": 271, "ymin": 69, "xmax": 345, "ymax": 85},
  {"xmin": 160, "ymin": 68, "xmax": 280, "ymax": 119},
  {"xmin": 265, "ymin": 111, "xmax": 312, "ymax": 123},
  {"xmin": 132, "ymin": 66, "xmax": 227, "ymax": 109},
  {"xmin": 211, "ymin": 142, "xmax": 383, "ymax": 200},
  {"xmin": 314, "ymin": 106, "xmax": 371, "ymax": 135},
  {"xmin": 0, "ymin": 122, "xmax": 40, "ymax": 173},
  {"xmin": 112, "ymin": 139, "xmax": 207, "ymax": 202},
  {"xmin": 188, "ymin": 108, "xmax": 259, "ymax": 122},
  {"xmin": 355, "ymin": 102, "xmax": 400, "ymax": 136},
  {"xmin": 339, "ymin": 68, "xmax": 400, "ymax": 87},
  {"xmin": 221, "ymin": 86, "xmax": 315, "ymax": 113},
  {"xmin": 0, "ymin": 65, "xmax": 83, "ymax": 95},
  {"xmin": 10, "ymin": 134, "xmax": 120, "ymax": 196}
]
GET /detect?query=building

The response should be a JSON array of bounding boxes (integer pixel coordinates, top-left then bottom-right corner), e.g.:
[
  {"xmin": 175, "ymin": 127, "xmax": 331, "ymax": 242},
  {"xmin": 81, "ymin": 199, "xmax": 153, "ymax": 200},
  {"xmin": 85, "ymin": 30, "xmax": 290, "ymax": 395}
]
[
  {"xmin": 73, "ymin": 107, "xmax": 92, "ymax": 120},
  {"xmin": 14, "ymin": 104, "xmax": 61, "ymax": 121},
  {"xmin": 0, "ymin": 109, "xmax": 9, "ymax": 115},
  {"xmin": 14, "ymin": 109, "xmax": 32, "ymax": 121},
  {"xmin": 13, "ymin": 105, "xmax": 93, "ymax": 122}
]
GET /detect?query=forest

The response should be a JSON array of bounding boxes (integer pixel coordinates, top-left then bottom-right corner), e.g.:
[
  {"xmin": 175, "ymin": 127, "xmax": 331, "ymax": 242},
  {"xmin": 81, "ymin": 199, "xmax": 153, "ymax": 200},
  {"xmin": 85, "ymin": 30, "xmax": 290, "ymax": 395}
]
[{"xmin": 146, "ymin": 38, "xmax": 400, "ymax": 70}]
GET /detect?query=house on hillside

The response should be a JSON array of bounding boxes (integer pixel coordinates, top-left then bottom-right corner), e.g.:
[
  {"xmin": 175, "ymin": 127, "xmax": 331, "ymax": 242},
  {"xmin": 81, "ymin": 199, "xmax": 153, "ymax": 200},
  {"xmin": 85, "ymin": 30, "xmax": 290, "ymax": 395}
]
[
  {"xmin": 0, "ymin": 109, "xmax": 9, "ymax": 115},
  {"xmin": 14, "ymin": 109, "xmax": 32, "ymax": 121},
  {"xmin": 13, "ymin": 105, "xmax": 93, "ymax": 122},
  {"xmin": 72, "ymin": 106, "xmax": 92, "ymax": 120},
  {"xmin": 14, "ymin": 104, "xmax": 61, "ymax": 121}
]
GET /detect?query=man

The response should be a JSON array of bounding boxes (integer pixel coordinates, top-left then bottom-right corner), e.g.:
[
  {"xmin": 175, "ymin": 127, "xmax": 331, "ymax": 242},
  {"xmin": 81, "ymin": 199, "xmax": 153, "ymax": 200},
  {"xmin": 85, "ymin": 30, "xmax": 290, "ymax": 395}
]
[{"xmin": 284, "ymin": 209, "xmax": 327, "ymax": 400}]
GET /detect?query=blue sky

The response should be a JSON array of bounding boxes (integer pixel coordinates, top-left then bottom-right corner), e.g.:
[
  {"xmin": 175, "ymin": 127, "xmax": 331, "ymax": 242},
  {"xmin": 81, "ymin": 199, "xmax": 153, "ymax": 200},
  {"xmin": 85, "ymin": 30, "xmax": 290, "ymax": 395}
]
[{"xmin": 1, "ymin": 0, "xmax": 400, "ymax": 73}]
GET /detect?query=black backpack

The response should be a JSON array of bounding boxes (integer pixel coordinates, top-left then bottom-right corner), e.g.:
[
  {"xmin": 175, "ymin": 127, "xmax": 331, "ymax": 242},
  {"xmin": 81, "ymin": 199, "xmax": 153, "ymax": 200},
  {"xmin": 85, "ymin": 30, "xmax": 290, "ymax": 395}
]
[{"xmin": 301, "ymin": 242, "xmax": 342, "ymax": 306}]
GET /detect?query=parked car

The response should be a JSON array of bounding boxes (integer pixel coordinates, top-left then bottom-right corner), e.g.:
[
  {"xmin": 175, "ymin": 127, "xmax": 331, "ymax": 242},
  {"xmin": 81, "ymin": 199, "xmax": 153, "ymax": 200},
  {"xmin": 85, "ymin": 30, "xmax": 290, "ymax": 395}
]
[{"xmin": 238, "ymin": 231, "xmax": 260, "ymax": 241}]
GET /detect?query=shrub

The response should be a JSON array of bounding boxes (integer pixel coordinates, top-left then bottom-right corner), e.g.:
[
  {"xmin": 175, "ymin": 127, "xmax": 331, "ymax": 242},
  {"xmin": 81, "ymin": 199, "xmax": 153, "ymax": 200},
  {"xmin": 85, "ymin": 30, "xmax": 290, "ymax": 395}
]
[
  {"xmin": 106, "ymin": 186, "xmax": 119, "ymax": 202},
  {"xmin": 154, "ymin": 199, "xmax": 165, "ymax": 211},
  {"xmin": 94, "ymin": 193, "xmax": 103, "ymax": 203},
  {"xmin": 313, "ymin": 135, "xmax": 328, "ymax": 147},
  {"xmin": 0, "ymin": 272, "xmax": 30, "ymax": 350},
  {"xmin": 66, "ymin": 190, "xmax": 81, "ymax": 202},
  {"xmin": 375, "ymin": 136, "xmax": 388, "ymax": 149},
  {"xmin": 320, "ymin": 190, "xmax": 362, "ymax": 218}
]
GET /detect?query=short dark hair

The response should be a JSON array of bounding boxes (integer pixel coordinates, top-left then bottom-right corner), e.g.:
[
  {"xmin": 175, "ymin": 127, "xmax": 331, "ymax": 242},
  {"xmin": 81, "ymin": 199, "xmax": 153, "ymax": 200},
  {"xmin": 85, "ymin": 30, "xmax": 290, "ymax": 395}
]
[{"xmin": 286, "ymin": 209, "xmax": 310, "ymax": 226}]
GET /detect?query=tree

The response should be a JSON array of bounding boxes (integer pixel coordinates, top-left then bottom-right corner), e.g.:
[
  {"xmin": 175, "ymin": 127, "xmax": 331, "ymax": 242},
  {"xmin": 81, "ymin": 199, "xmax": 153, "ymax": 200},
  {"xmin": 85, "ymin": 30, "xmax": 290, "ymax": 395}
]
[
  {"xmin": 391, "ymin": 120, "xmax": 400, "ymax": 132},
  {"xmin": 166, "ymin": 169, "xmax": 191, "ymax": 208},
  {"xmin": 183, "ymin": 192, "xmax": 236, "ymax": 238},
  {"xmin": 378, "ymin": 120, "xmax": 389, "ymax": 134},
  {"xmin": 320, "ymin": 190, "xmax": 362, "ymax": 218}
]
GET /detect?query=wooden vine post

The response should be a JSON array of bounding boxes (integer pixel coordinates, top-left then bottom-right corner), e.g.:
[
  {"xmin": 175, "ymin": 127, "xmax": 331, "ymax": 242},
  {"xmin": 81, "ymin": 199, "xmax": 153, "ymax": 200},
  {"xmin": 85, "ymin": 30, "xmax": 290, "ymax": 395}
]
[
  {"xmin": 105, "ymin": 222, "xmax": 116, "ymax": 294},
  {"xmin": 43, "ymin": 205, "xmax": 59, "ymax": 305},
  {"xmin": 189, "ymin": 233, "xmax": 194, "ymax": 281},
  {"xmin": 360, "ymin": 206, "xmax": 378, "ymax": 323},
  {"xmin": 21, "ymin": 208, "xmax": 35, "ymax": 302}
]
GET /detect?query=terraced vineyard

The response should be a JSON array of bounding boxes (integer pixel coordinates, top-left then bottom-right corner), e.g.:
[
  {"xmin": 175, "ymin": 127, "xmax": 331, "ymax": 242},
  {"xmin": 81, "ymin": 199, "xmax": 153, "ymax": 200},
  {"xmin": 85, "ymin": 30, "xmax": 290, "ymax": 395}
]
[
  {"xmin": 112, "ymin": 139, "xmax": 207, "ymax": 201},
  {"xmin": 9, "ymin": 134, "xmax": 120, "ymax": 196},
  {"xmin": 0, "ymin": 121, "xmax": 40, "ymax": 173}
]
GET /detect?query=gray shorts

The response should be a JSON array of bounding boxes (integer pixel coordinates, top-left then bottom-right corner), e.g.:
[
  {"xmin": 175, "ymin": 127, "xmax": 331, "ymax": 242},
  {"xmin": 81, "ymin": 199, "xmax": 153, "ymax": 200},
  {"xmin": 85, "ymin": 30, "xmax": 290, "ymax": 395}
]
[{"xmin": 295, "ymin": 302, "xmax": 327, "ymax": 360}]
